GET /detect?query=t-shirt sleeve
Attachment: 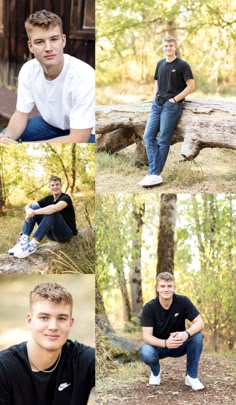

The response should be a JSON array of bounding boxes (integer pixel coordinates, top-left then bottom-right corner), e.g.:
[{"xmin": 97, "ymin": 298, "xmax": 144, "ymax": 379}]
[
  {"xmin": 16, "ymin": 64, "xmax": 35, "ymax": 113},
  {"xmin": 182, "ymin": 62, "xmax": 194, "ymax": 81},
  {"xmin": 184, "ymin": 296, "xmax": 199, "ymax": 321},
  {"xmin": 154, "ymin": 61, "xmax": 160, "ymax": 81},
  {"xmin": 70, "ymin": 68, "xmax": 95, "ymax": 130},
  {"xmin": 58, "ymin": 194, "xmax": 72, "ymax": 206},
  {"xmin": 141, "ymin": 303, "xmax": 154, "ymax": 327},
  {"xmin": 37, "ymin": 196, "xmax": 51, "ymax": 208}
]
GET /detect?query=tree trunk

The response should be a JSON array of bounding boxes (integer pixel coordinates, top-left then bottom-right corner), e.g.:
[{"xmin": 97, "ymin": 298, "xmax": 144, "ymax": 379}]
[
  {"xmin": 117, "ymin": 268, "xmax": 132, "ymax": 322},
  {"xmin": 70, "ymin": 143, "xmax": 76, "ymax": 194},
  {"xmin": 129, "ymin": 201, "xmax": 145, "ymax": 319},
  {"xmin": 96, "ymin": 283, "xmax": 113, "ymax": 333},
  {"xmin": 156, "ymin": 194, "xmax": 177, "ymax": 276},
  {"xmin": 96, "ymin": 99, "xmax": 236, "ymax": 164}
]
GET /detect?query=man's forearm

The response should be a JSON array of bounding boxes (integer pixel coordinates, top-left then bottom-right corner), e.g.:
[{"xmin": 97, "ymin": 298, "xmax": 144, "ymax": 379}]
[
  {"xmin": 34, "ymin": 205, "xmax": 59, "ymax": 216},
  {"xmin": 187, "ymin": 319, "xmax": 204, "ymax": 336},
  {"xmin": 37, "ymin": 128, "xmax": 92, "ymax": 143},
  {"xmin": 143, "ymin": 334, "xmax": 165, "ymax": 348},
  {"xmin": 174, "ymin": 83, "xmax": 195, "ymax": 102},
  {"xmin": 4, "ymin": 110, "xmax": 29, "ymax": 140}
]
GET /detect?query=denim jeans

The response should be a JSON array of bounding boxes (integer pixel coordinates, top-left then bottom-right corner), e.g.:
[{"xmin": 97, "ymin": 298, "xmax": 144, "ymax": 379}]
[
  {"xmin": 21, "ymin": 203, "xmax": 73, "ymax": 242},
  {"xmin": 140, "ymin": 332, "xmax": 203, "ymax": 378},
  {"xmin": 2, "ymin": 116, "xmax": 95, "ymax": 143},
  {"xmin": 144, "ymin": 100, "xmax": 183, "ymax": 175}
]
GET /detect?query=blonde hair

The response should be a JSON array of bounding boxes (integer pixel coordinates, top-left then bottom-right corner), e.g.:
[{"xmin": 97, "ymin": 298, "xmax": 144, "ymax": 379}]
[
  {"xmin": 49, "ymin": 175, "xmax": 62, "ymax": 184},
  {"xmin": 163, "ymin": 35, "xmax": 177, "ymax": 45},
  {"xmin": 25, "ymin": 10, "xmax": 63, "ymax": 38},
  {"xmin": 30, "ymin": 282, "xmax": 73, "ymax": 311},
  {"xmin": 157, "ymin": 272, "xmax": 175, "ymax": 283}
]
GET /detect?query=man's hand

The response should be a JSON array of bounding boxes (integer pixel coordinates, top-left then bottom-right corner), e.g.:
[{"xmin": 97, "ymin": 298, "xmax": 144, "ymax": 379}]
[
  {"xmin": 168, "ymin": 98, "xmax": 177, "ymax": 104},
  {"xmin": 0, "ymin": 134, "xmax": 17, "ymax": 143},
  {"xmin": 25, "ymin": 208, "xmax": 35, "ymax": 221},
  {"xmin": 166, "ymin": 331, "xmax": 188, "ymax": 348}
]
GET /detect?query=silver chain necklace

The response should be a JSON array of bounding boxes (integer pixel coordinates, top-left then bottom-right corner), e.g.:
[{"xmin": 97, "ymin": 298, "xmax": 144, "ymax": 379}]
[{"xmin": 30, "ymin": 351, "xmax": 62, "ymax": 373}]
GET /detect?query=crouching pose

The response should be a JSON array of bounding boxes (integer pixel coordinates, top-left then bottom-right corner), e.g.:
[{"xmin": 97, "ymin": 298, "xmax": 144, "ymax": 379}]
[
  {"xmin": 140, "ymin": 272, "xmax": 204, "ymax": 390},
  {"xmin": 9, "ymin": 175, "xmax": 77, "ymax": 258}
]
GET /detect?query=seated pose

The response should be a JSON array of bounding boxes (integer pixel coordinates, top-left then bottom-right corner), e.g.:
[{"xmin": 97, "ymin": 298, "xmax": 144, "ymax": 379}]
[
  {"xmin": 9, "ymin": 175, "xmax": 77, "ymax": 258},
  {"xmin": 0, "ymin": 282, "xmax": 95, "ymax": 405},
  {"xmin": 140, "ymin": 272, "xmax": 204, "ymax": 390},
  {"xmin": 0, "ymin": 9, "xmax": 95, "ymax": 144}
]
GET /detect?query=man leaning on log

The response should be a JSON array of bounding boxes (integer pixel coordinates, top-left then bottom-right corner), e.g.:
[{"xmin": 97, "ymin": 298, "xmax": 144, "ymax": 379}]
[{"xmin": 138, "ymin": 35, "xmax": 195, "ymax": 187}]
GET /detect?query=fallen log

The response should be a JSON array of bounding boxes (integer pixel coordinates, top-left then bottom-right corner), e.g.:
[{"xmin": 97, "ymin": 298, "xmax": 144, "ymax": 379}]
[
  {"xmin": 96, "ymin": 99, "xmax": 236, "ymax": 164},
  {"xmin": 0, "ymin": 241, "xmax": 60, "ymax": 274}
]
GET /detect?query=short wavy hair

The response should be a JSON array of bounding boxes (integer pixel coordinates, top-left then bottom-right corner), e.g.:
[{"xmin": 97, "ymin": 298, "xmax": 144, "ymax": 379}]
[
  {"xmin": 25, "ymin": 9, "xmax": 63, "ymax": 38},
  {"xmin": 29, "ymin": 282, "xmax": 73, "ymax": 312},
  {"xmin": 157, "ymin": 272, "xmax": 175, "ymax": 283}
]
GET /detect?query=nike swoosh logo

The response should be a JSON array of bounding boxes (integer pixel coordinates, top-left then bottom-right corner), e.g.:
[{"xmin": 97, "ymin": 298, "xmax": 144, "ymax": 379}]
[{"xmin": 58, "ymin": 383, "xmax": 71, "ymax": 391}]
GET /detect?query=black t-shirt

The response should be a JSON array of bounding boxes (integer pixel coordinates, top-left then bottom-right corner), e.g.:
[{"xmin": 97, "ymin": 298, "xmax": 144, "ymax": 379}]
[
  {"xmin": 141, "ymin": 294, "xmax": 199, "ymax": 339},
  {"xmin": 37, "ymin": 193, "xmax": 77, "ymax": 235},
  {"xmin": 154, "ymin": 58, "xmax": 194, "ymax": 99},
  {"xmin": 0, "ymin": 340, "xmax": 95, "ymax": 405}
]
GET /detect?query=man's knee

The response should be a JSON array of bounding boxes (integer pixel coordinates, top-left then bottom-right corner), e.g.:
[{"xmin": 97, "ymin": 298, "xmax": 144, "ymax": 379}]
[
  {"xmin": 31, "ymin": 203, "xmax": 40, "ymax": 210},
  {"xmin": 140, "ymin": 343, "xmax": 156, "ymax": 363}
]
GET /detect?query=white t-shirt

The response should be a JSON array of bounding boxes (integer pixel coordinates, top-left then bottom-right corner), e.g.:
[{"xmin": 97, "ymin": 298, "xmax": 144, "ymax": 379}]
[{"xmin": 16, "ymin": 54, "xmax": 95, "ymax": 130}]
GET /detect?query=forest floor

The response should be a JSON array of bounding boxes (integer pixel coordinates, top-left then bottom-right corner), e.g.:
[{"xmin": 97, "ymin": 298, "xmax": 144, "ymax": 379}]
[
  {"xmin": 96, "ymin": 351, "xmax": 236, "ymax": 404},
  {"xmin": 96, "ymin": 144, "xmax": 236, "ymax": 194}
]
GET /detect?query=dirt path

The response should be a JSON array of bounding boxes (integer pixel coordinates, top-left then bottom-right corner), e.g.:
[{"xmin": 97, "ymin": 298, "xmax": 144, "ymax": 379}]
[{"xmin": 96, "ymin": 352, "xmax": 236, "ymax": 404}]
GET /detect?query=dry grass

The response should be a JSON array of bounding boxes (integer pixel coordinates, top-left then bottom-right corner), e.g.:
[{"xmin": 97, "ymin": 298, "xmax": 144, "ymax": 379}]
[
  {"xmin": 96, "ymin": 144, "xmax": 236, "ymax": 193},
  {"xmin": 96, "ymin": 326, "xmax": 120, "ymax": 379}
]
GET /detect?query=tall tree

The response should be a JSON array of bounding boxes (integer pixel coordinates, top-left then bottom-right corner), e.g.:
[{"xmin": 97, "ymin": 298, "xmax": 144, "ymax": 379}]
[
  {"xmin": 129, "ymin": 196, "xmax": 145, "ymax": 319},
  {"xmin": 156, "ymin": 194, "xmax": 177, "ymax": 275}
]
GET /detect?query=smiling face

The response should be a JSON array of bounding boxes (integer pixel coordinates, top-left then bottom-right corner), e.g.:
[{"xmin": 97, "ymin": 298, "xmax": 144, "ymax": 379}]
[
  {"xmin": 27, "ymin": 25, "xmax": 66, "ymax": 72},
  {"xmin": 157, "ymin": 279, "xmax": 176, "ymax": 301},
  {"xmin": 163, "ymin": 40, "xmax": 176, "ymax": 59},
  {"xmin": 49, "ymin": 179, "xmax": 62, "ymax": 199},
  {"xmin": 26, "ymin": 298, "xmax": 74, "ymax": 352}
]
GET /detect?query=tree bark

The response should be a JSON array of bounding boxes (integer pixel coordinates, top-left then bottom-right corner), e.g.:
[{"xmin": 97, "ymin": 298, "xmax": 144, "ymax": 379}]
[
  {"xmin": 96, "ymin": 283, "xmax": 113, "ymax": 333},
  {"xmin": 117, "ymin": 268, "xmax": 132, "ymax": 322},
  {"xmin": 129, "ymin": 201, "xmax": 145, "ymax": 319},
  {"xmin": 96, "ymin": 99, "xmax": 236, "ymax": 164},
  {"xmin": 156, "ymin": 194, "xmax": 177, "ymax": 276}
]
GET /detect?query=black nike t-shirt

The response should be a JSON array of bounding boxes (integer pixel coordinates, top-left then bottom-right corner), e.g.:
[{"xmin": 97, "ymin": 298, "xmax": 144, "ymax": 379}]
[
  {"xmin": 0, "ymin": 340, "xmax": 95, "ymax": 405},
  {"xmin": 141, "ymin": 294, "xmax": 199, "ymax": 339},
  {"xmin": 37, "ymin": 193, "xmax": 77, "ymax": 235},
  {"xmin": 154, "ymin": 57, "xmax": 194, "ymax": 99}
]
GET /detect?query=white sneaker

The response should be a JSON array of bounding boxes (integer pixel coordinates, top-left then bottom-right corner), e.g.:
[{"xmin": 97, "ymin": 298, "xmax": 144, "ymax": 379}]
[
  {"xmin": 149, "ymin": 371, "xmax": 161, "ymax": 385},
  {"xmin": 185, "ymin": 375, "xmax": 204, "ymax": 390},
  {"xmin": 14, "ymin": 240, "xmax": 38, "ymax": 259},
  {"xmin": 8, "ymin": 235, "xmax": 29, "ymax": 255},
  {"xmin": 138, "ymin": 174, "xmax": 163, "ymax": 187}
]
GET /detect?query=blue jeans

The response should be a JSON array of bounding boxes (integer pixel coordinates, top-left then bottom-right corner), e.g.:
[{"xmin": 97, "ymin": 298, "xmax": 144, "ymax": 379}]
[
  {"xmin": 2, "ymin": 116, "xmax": 95, "ymax": 143},
  {"xmin": 21, "ymin": 203, "xmax": 73, "ymax": 242},
  {"xmin": 144, "ymin": 100, "xmax": 183, "ymax": 174},
  {"xmin": 140, "ymin": 332, "xmax": 203, "ymax": 378}
]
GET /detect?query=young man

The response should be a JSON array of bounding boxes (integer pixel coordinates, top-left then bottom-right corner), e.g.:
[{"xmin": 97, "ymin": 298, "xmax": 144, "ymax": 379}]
[
  {"xmin": 0, "ymin": 282, "xmax": 95, "ymax": 405},
  {"xmin": 9, "ymin": 175, "xmax": 77, "ymax": 258},
  {"xmin": 138, "ymin": 36, "xmax": 195, "ymax": 187},
  {"xmin": 140, "ymin": 272, "xmax": 204, "ymax": 390},
  {"xmin": 0, "ymin": 10, "xmax": 95, "ymax": 144}
]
